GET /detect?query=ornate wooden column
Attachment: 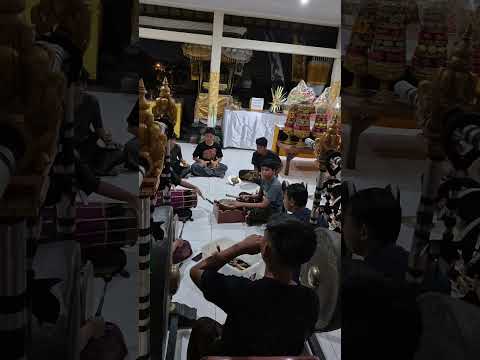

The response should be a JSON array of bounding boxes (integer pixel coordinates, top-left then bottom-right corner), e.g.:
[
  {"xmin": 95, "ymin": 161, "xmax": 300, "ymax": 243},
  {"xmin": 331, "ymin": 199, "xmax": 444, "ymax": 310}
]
[{"xmin": 207, "ymin": 12, "xmax": 224, "ymax": 128}]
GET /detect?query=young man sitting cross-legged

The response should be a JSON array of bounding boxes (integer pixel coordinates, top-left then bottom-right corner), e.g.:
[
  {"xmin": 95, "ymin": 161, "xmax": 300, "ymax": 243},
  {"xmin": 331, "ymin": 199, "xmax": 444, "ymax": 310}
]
[
  {"xmin": 191, "ymin": 127, "xmax": 228, "ymax": 178},
  {"xmin": 188, "ymin": 218, "xmax": 319, "ymax": 360},
  {"xmin": 232, "ymin": 160, "xmax": 283, "ymax": 225}
]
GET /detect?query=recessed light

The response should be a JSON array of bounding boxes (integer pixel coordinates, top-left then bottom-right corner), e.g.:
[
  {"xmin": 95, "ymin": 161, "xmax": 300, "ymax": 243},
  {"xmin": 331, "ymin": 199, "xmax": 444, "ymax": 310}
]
[{"xmin": 300, "ymin": 0, "xmax": 310, "ymax": 5}]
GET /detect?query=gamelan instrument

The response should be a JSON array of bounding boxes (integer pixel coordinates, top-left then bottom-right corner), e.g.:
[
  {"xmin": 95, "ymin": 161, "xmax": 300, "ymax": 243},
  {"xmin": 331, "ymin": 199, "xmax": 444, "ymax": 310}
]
[{"xmin": 155, "ymin": 189, "xmax": 198, "ymax": 210}]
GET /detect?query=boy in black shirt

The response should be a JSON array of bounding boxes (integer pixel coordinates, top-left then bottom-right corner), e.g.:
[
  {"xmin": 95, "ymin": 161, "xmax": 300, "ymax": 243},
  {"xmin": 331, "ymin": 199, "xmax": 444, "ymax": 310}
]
[
  {"xmin": 74, "ymin": 69, "xmax": 123, "ymax": 175},
  {"xmin": 343, "ymin": 187, "xmax": 408, "ymax": 282},
  {"xmin": 239, "ymin": 137, "xmax": 282, "ymax": 183},
  {"xmin": 188, "ymin": 218, "xmax": 318, "ymax": 360},
  {"xmin": 191, "ymin": 127, "xmax": 228, "ymax": 178},
  {"xmin": 283, "ymin": 183, "xmax": 312, "ymax": 224},
  {"xmin": 170, "ymin": 138, "xmax": 190, "ymax": 178}
]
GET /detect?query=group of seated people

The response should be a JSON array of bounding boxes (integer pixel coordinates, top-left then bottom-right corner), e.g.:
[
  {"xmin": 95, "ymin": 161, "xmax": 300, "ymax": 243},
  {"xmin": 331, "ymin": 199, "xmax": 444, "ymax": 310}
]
[
  {"xmin": 184, "ymin": 186, "xmax": 420, "ymax": 360},
  {"xmin": 167, "ymin": 131, "xmax": 316, "ymax": 227}
]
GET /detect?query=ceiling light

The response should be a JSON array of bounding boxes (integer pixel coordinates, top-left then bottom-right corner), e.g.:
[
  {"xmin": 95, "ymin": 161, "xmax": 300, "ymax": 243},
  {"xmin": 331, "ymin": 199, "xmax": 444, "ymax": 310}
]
[{"xmin": 300, "ymin": 0, "xmax": 310, "ymax": 5}]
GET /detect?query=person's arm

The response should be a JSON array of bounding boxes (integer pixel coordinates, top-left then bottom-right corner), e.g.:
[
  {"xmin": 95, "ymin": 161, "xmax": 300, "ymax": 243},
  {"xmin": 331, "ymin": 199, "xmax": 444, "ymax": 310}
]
[
  {"xmin": 179, "ymin": 180, "xmax": 204, "ymax": 199},
  {"xmin": 193, "ymin": 144, "xmax": 206, "ymax": 165},
  {"xmin": 177, "ymin": 145, "xmax": 183, "ymax": 161},
  {"xmin": 216, "ymin": 145, "xmax": 223, "ymax": 161},
  {"xmin": 251, "ymin": 153, "xmax": 259, "ymax": 171},
  {"xmin": 96, "ymin": 181, "xmax": 139, "ymax": 214},
  {"xmin": 88, "ymin": 96, "xmax": 111, "ymax": 142},
  {"xmin": 190, "ymin": 235, "xmax": 263, "ymax": 288}
]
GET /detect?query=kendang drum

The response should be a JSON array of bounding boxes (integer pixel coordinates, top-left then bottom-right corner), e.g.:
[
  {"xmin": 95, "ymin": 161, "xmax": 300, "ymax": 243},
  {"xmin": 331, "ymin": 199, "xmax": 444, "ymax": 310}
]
[
  {"xmin": 156, "ymin": 189, "xmax": 198, "ymax": 210},
  {"xmin": 40, "ymin": 203, "xmax": 138, "ymax": 248}
]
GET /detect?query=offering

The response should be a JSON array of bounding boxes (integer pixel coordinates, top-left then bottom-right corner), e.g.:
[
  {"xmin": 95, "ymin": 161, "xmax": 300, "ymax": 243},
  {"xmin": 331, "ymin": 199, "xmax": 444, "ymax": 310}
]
[
  {"xmin": 411, "ymin": 0, "xmax": 448, "ymax": 81},
  {"xmin": 286, "ymin": 80, "xmax": 316, "ymax": 106},
  {"xmin": 312, "ymin": 88, "xmax": 330, "ymax": 137}
]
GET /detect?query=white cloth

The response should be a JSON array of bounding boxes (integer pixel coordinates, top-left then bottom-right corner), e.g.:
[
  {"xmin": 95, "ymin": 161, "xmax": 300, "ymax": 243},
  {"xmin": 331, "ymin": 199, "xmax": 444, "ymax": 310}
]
[{"xmin": 222, "ymin": 110, "xmax": 286, "ymax": 150}]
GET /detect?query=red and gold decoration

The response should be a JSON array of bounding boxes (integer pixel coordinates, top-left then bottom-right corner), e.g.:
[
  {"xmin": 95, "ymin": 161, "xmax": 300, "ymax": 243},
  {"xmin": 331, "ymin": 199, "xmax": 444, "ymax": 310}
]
[
  {"xmin": 368, "ymin": 0, "xmax": 418, "ymax": 103},
  {"xmin": 293, "ymin": 104, "xmax": 315, "ymax": 146},
  {"xmin": 283, "ymin": 107, "xmax": 297, "ymax": 145},
  {"xmin": 411, "ymin": 0, "xmax": 449, "ymax": 81},
  {"xmin": 344, "ymin": 0, "xmax": 377, "ymax": 95},
  {"xmin": 312, "ymin": 88, "xmax": 331, "ymax": 137}
]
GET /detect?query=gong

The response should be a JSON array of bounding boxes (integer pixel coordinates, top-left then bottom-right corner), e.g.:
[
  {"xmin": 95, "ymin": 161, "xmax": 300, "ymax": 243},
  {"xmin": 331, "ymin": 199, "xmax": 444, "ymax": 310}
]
[{"xmin": 300, "ymin": 227, "xmax": 341, "ymax": 331}]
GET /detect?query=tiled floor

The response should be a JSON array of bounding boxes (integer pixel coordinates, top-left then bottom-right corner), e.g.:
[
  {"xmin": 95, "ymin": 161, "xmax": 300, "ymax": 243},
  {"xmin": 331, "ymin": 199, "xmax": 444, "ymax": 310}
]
[
  {"xmin": 88, "ymin": 92, "xmax": 429, "ymax": 360},
  {"xmin": 91, "ymin": 140, "xmax": 326, "ymax": 359}
]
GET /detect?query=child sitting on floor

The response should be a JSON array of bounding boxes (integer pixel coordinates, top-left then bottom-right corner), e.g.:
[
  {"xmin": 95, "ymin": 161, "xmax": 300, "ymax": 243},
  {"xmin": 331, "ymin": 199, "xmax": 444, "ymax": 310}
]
[
  {"xmin": 232, "ymin": 160, "xmax": 283, "ymax": 225},
  {"xmin": 239, "ymin": 137, "xmax": 282, "ymax": 183},
  {"xmin": 283, "ymin": 183, "xmax": 311, "ymax": 223},
  {"xmin": 191, "ymin": 127, "xmax": 228, "ymax": 178},
  {"xmin": 170, "ymin": 138, "xmax": 190, "ymax": 178}
]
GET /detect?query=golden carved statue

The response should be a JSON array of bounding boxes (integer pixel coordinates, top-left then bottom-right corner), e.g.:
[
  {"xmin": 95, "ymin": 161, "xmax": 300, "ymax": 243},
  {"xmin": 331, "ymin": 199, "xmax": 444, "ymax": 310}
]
[
  {"xmin": 152, "ymin": 78, "xmax": 177, "ymax": 128},
  {"xmin": 139, "ymin": 79, "xmax": 167, "ymax": 177},
  {"xmin": 314, "ymin": 121, "xmax": 342, "ymax": 162},
  {"xmin": 0, "ymin": 0, "xmax": 79, "ymax": 175}
]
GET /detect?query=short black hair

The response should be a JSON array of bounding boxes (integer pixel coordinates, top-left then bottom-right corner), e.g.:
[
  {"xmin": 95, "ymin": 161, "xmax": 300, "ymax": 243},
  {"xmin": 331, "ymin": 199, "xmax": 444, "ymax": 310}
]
[
  {"xmin": 256, "ymin": 137, "xmax": 268, "ymax": 147},
  {"xmin": 265, "ymin": 218, "xmax": 317, "ymax": 269},
  {"xmin": 260, "ymin": 159, "xmax": 280, "ymax": 171},
  {"xmin": 286, "ymin": 183, "xmax": 308, "ymax": 208},
  {"xmin": 204, "ymin": 127, "xmax": 216, "ymax": 135},
  {"xmin": 347, "ymin": 188, "xmax": 402, "ymax": 245}
]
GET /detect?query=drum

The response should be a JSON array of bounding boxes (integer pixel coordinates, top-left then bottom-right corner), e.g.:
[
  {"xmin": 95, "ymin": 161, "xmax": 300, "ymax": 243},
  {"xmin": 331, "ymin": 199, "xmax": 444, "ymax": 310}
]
[
  {"xmin": 155, "ymin": 189, "xmax": 198, "ymax": 209},
  {"xmin": 40, "ymin": 203, "xmax": 137, "ymax": 248}
]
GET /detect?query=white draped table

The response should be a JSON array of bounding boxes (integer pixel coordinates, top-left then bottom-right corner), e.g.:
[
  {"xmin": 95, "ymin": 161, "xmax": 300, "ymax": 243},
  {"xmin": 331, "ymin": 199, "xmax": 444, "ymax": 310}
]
[{"xmin": 222, "ymin": 109, "xmax": 287, "ymax": 150}]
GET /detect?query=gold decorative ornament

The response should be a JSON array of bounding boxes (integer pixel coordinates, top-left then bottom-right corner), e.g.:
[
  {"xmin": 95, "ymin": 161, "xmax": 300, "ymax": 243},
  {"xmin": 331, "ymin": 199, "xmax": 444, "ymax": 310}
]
[
  {"xmin": 139, "ymin": 79, "xmax": 167, "ymax": 177},
  {"xmin": 208, "ymin": 71, "xmax": 220, "ymax": 126},
  {"xmin": 293, "ymin": 104, "xmax": 314, "ymax": 146},
  {"xmin": 152, "ymin": 78, "xmax": 177, "ymax": 129},
  {"xmin": 269, "ymin": 86, "xmax": 287, "ymax": 113},
  {"xmin": 0, "ymin": 0, "xmax": 91, "ymax": 216}
]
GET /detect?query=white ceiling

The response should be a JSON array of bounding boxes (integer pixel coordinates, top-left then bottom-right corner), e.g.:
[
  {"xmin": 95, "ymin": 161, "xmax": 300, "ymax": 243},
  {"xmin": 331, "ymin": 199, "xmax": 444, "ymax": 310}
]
[{"xmin": 141, "ymin": 0, "xmax": 340, "ymax": 27}]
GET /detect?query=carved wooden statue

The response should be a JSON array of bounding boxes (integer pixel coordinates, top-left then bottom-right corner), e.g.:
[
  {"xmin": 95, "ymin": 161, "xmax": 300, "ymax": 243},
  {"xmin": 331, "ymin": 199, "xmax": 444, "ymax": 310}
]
[
  {"xmin": 139, "ymin": 79, "xmax": 168, "ymax": 177},
  {"xmin": 152, "ymin": 77, "xmax": 177, "ymax": 128},
  {"xmin": 0, "ymin": 0, "xmax": 75, "ymax": 177}
]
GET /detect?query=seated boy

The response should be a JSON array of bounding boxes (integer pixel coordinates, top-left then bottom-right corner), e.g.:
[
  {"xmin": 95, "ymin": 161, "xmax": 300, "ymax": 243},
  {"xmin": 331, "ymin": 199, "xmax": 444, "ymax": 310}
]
[
  {"xmin": 188, "ymin": 218, "xmax": 318, "ymax": 360},
  {"xmin": 239, "ymin": 137, "xmax": 282, "ymax": 183},
  {"xmin": 191, "ymin": 127, "xmax": 228, "ymax": 178},
  {"xmin": 342, "ymin": 187, "xmax": 408, "ymax": 282},
  {"xmin": 170, "ymin": 138, "xmax": 190, "ymax": 178},
  {"xmin": 283, "ymin": 183, "xmax": 311, "ymax": 223},
  {"xmin": 232, "ymin": 160, "xmax": 283, "ymax": 225},
  {"xmin": 73, "ymin": 69, "xmax": 123, "ymax": 176}
]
